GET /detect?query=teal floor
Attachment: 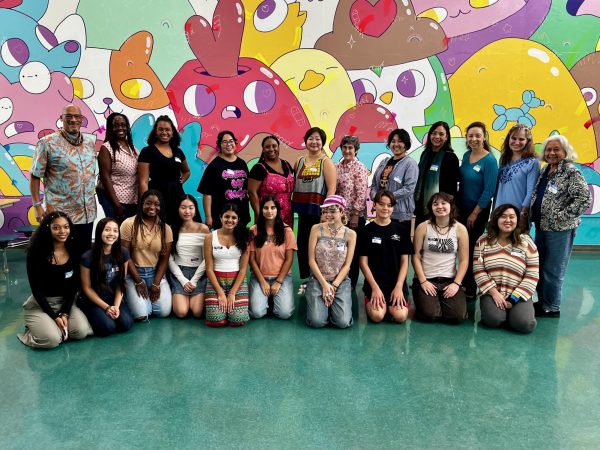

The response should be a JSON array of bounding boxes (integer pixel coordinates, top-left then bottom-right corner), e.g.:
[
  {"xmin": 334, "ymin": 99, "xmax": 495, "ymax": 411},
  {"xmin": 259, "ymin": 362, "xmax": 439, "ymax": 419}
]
[{"xmin": 1, "ymin": 248, "xmax": 600, "ymax": 449}]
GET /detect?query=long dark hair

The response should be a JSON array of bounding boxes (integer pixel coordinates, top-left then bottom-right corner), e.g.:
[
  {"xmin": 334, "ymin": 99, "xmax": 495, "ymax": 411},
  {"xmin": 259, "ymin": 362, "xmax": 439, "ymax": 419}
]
[
  {"xmin": 466, "ymin": 121, "xmax": 491, "ymax": 151},
  {"xmin": 171, "ymin": 194, "xmax": 203, "ymax": 256},
  {"xmin": 424, "ymin": 121, "xmax": 453, "ymax": 153},
  {"xmin": 147, "ymin": 115, "xmax": 181, "ymax": 149},
  {"xmin": 28, "ymin": 211, "xmax": 76, "ymax": 263},
  {"xmin": 91, "ymin": 217, "xmax": 126, "ymax": 293},
  {"xmin": 219, "ymin": 203, "xmax": 250, "ymax": 253},
  {"xmin": 255, "ymin": 196, "xmax": 286, "ymax": 248},
  {"xmin": 426, "ymin": 192, "xmax": 458, "ymax": 227},
  {"xmin": 105, "ymin": 112, "xmax": 135, "ymax": 164},
  {"xmin": 131, "ymin": 189, "xmax": 169, "ymax": 256},
  {"xmin": 487, "ymin": 204, "xmax": 523, "ymax": 246}
]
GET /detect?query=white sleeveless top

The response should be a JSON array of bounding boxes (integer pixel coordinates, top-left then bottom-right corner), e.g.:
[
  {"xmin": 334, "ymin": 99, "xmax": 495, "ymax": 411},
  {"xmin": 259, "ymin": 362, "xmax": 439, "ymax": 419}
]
[
  {"xmin": 421, "ymin": 222, "xmax": 458, "ymax": 279},
  {"xmin": 211, "ymin": 230, "xmax": 241, "ymax": 272}
]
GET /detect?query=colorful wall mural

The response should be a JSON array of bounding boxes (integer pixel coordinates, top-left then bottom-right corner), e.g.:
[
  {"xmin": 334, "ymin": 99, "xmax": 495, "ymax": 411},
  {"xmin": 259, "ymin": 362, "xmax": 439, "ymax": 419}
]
[{"xmin": 1, "ymin": 0, "xmax": 600, "ymax": 244}]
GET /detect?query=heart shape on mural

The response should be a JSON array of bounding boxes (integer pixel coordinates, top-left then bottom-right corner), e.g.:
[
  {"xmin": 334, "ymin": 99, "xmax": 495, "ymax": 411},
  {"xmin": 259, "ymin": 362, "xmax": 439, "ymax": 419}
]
[{"xmin": 349, "ymin": 0, "xmax": 397, "ymax": 38}]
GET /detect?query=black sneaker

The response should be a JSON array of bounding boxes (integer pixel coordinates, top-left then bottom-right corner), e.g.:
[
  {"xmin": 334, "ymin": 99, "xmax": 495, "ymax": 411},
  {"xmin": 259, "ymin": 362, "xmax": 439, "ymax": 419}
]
[{"xmin": 535, "ymin": 307, "xmax": 560, "ymax": 318}]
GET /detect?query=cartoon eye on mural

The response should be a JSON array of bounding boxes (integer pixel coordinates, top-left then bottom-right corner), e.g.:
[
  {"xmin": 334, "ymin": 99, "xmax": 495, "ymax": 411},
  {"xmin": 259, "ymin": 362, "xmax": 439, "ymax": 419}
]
[
  {"xmin": 166, "ymin": 0, "xmax": 309, "ymax": 163},
  {"xmin": 413, "ymin": 0, "xmax": 552, "ymax": 76},
  {"xmin": 240, "ymin": 0, "xmax": 307, "ymax": 66},
  {"xmin": 567, "ymin": 0, "xmax": 600, "ymax": 18}
]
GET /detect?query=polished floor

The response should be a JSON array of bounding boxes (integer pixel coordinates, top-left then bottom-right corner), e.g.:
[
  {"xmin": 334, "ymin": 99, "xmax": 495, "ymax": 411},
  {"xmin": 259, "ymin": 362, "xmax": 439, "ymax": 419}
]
[{"xmin": 1, "ymin": 248, "xmax": 599, "ymax": 449}]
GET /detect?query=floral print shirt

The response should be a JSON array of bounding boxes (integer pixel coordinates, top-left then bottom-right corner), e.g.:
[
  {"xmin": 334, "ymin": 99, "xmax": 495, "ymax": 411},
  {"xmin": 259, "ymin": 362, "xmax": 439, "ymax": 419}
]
[{"xmin": 335, "ymin": 157, "xmax": 369, "ymax": 217}]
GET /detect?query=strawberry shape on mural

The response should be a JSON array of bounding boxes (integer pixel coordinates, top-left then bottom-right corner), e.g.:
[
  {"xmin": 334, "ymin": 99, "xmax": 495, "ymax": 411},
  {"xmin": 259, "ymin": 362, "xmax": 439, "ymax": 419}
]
[{"xmin": 166, "ymin": 0, "xmax": 309, "ymax": 162}]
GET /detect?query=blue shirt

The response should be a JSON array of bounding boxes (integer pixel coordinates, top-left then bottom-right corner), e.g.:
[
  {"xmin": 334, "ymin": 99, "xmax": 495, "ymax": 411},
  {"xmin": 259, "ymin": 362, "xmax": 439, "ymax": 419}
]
[
  {"xmin": 496, "ymin": 157, "xmax": 540, "ymax": 209},
  {"xmin": 459, "ymin": 151, "xmax": 498, "ymax": 210}
]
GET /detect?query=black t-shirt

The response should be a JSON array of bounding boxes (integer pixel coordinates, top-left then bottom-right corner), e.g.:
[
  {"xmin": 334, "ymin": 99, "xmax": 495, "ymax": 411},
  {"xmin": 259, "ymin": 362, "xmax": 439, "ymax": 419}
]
[
  {"xmin": 81, "ymin": 247, "xmax": 130, "ymax": 303},
  {"xmin": 248, "ymin": 159, "xmax": 293, "ymax": 181},
  {"xmin": 138, "ymin": 145, "xmax": 186, "ymax": 186},
  {"xmin": 379, "ymin": 157, "xmax": 401, "ymax": 190},
  {"xmin": 198, "ymin": 156, "xmax": 250, "ymax": 226},
  {"xmin": 358, "ymin": 220, "xmax": 413, "ymax": 296}
]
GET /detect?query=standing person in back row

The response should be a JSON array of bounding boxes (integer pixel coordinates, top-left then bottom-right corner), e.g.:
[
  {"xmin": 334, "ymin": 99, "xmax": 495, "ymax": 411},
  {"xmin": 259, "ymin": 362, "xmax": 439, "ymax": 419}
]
[{"xmin": 30, "ymin": 104, "xmax": 97, "ymax": 257}]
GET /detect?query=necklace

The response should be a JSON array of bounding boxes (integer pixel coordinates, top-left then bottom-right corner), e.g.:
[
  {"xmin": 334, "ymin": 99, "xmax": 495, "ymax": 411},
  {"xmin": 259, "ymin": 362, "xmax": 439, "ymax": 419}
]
[
  {"xmin": 433, "ymin": 222, "xmax": 450, "ymax": 234},
  {"xmin": 328, "ymin": 223, "xmax": 343, "ymax": 237},
  {"xmin": 59, "ymin": 128, "xmax": 83, "ymax": 146}
]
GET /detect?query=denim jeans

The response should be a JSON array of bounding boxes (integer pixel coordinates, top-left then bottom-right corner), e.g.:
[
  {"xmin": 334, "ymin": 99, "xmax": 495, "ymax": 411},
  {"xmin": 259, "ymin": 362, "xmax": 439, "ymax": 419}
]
[
  {"xmin": 305, "ymin": 276, "xmax": 353, "ymax": 328},
  {"xmin": 125, "ymin": 267, "xmax": 172, "ymax": 319},
  {"xmin": 249, "ymin": 274, "xmax": 295, "ymax": 319},
  {"xmin": 535, "ymin": 227, "xmax": 576, "ymax": 312}
]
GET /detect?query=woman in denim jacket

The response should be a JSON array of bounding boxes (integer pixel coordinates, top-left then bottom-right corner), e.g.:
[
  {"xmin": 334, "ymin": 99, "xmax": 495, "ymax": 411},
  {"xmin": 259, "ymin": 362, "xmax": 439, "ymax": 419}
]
[{"xmin": 530, "ymin": 135, "xmax": 591, "ymax": 317}]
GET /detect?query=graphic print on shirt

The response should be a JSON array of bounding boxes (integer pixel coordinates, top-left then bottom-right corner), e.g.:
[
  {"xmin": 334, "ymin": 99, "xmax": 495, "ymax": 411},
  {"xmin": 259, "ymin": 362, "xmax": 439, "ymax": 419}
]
[
  {"xmin": 427, "ymin": 236, "xmax": 455, "ymax": 253},
  {"xmin": 222, "ymin": 169, "xmax": 248, "ymax": 200}
]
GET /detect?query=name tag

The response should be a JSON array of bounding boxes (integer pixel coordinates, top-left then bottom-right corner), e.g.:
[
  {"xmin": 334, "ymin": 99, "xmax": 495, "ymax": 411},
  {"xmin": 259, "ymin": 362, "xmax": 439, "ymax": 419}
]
[
  {"xmin": 65, "ymin": 270, "xmax": 73, "ymax": 279},
  {"xmin": 111, "ymin": 267, "xmax": 120, "ymax": 273},
  {"xmin": 174, "ymin": 157, "xmax": 182, "ymax": 163},
  {"xmin": 372, "ymin": 237, "xmax": 382, "ymax": 244},
  {"xmin": 336, "ymin": 242, "xmax": 346, "ymax": 251},
  {"xmin": 191, "ymin": 257, "xmax": 199, "ymax": 262},
  {"xmin": 548, "ymin": 184, "xmax": 558, "ymax": 194},
  {"xmin": 511, "ymin": 249, "xmax": 525, "ymax": 258},
  {"xmin": 309, "ymin": 166, "xmax": 318, "ymax": 172},
  {"xmin": 393, "ymin": 176, "xmax": 402, "ymax": 184},
  {"xmin": 473, "ymin": 165, "xmax": 481, "ymax": 172},
  {"xmin": 430, "ymin": 164, "xmax": 439, "ymax": 172}
]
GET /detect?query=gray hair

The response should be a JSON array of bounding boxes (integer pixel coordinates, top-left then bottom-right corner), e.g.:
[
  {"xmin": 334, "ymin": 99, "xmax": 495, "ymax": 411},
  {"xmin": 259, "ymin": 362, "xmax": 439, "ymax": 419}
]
[
  {"xmin": 340, "ymin": 135, "xmax": 360, "ymax": 153},
  {"xmin": 541, "ymin": 135, "xmax": 576, "ymax": 163}
]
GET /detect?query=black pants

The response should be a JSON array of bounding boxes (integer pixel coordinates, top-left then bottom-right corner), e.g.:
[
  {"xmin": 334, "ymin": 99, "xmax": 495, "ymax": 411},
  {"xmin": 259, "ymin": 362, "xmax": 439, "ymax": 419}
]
[
  {"xmin": 297, "ymin": 214, "xmax": 321, "ymax": 280},
  {"xmin": 459, "ymin": 206, "xmax": 490, "ymax": 297},
  {"xmin": 348, "ymin": 217, "xmax": 366, "ymax": 289},
  {"xmin": 72, "ymin": 222, "xmax": 94, "ymax": 258}
]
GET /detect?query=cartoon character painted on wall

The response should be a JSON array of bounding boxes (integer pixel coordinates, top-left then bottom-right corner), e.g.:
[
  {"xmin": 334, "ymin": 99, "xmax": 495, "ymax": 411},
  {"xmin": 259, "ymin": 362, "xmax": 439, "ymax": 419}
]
[
  {"xmin": 166, "ymin": 0, "xmax": 309, "ymax": 163},
  {"xmin": 449, "ymin": 38, "xmax": 597, "ymax": 163},
  {"xmin": 566, "ymin": 0, "xmax": 600, "ymax": 18},
  {"xmin": 0, "ymin": 4, "xmax": 81, "ymax": 86},
  {"xmin": 240, "ymin": 0, "xmax": 307, "ymax": 66},
  {"xmin": 271, "ymin": 49, "xmax": 355, "ymax": 153},
  {"xmin": 414, "ymin": 0, "xmax": 551, "ymax": 75}
]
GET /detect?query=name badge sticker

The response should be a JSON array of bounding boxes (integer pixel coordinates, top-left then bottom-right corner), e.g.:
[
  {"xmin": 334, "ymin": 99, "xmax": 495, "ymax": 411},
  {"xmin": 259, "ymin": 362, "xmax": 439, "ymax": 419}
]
[
  {"xmin": 174, "ymin": 157, "xmax": 182, "ymax": 163},
  {"xmin": 336, "ymin": 242, "xmax": 346, "ymax": 251},
  {"xmin": 372, "ymin": 237, "xmax": 382, "ymax": 244},
  {"xmin": 65, "ymin": 270, "xmax": 73, "ymax": 279},
  {"xmin": 430, "ymin": 164, "xmax": 439, "ymax": 172},
  {"xmin": 473, "ymin": 165, "xmax": 481, "ymax": 172},
  {"xmin": 548, "ymin": 184, "xmax": 558, "ymax": 194},
  {"xmin": 191, "ymin": 257, "xmax": 199, "ymax": 262},
  {"xmin": 393, "ymin": 176, "xmax": 402, "ymax": 184}
]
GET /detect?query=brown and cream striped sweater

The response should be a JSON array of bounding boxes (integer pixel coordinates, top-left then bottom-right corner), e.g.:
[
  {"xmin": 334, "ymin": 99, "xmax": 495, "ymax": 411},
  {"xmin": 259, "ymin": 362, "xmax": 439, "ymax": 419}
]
[{"xmin": 473, "ymin": 234, "xmax": 539, "ymax": 301}]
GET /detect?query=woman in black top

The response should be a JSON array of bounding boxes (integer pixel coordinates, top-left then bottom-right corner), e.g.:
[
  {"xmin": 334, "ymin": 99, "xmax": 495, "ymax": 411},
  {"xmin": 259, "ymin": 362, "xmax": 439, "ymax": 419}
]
[
  {"xmin": 414, "ymin": 121, "xmax": 460, "ymax": 225},
  {"xmin": 198, "ymin": 130, "xmax": 250, "ymax": 229},
  {"xmin": 17, "ymin": 211, "xmax": 93, "ymax": 349},
  {"xmin": 138, "ymin": 115, "xmax": 191, "ymax": 225}
]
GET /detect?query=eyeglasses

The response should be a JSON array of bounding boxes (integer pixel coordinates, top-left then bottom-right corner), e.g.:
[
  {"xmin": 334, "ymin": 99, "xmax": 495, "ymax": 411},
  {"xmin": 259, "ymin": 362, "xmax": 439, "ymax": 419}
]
[
  {"xmin": 221, "ymin": 140, "xmax": 236, "ymax": 146},
  {"xmin": 62, "ymin": 114, "xmax": 83, "ymax": 121},
  {"xmin": 322, "ymin": 207, "xmax": 340, "ymax": 214}
]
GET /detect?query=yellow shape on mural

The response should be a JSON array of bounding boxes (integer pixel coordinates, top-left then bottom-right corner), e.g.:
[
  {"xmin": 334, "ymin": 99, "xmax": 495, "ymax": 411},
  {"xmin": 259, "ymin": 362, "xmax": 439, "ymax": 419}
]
[
  {"xmin": 449, "ymin": 38, "xmax": 596, "ymax": 163},
  {"xmin": 0, "ymin": 168, "xmax": 22, "ymax": 196},
  {"xmin": 272, "ymin": 49, "xmax": 356, "ymax": 153},
  {"xmin": 240, "ymin": 0, "xmax": 306, "ymax": 66}
]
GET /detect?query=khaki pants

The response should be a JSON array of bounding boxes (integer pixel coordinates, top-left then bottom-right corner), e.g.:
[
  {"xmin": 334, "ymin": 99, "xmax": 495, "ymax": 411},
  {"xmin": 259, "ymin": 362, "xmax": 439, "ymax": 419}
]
[{"xmin": 17, "ymin": 295, "xmax": 93, "ymax": 349}]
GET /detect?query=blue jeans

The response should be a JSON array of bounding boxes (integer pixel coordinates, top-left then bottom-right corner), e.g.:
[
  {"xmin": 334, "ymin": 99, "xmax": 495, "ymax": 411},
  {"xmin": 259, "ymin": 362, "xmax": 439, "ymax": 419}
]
[
  {"xmin": 535, "ymin": 227, "xmax": 576, "ymax": 312},
  {"xmin": 305, "ymin": 276, "xmax": 353, "ymax": 328},
  {"xmin": 249, "ymin": 274, "xmax": 295, "ymax": 319},
  {"xmin": 125, "ymin": 267, "xmax": 172, "ymax": 319}
]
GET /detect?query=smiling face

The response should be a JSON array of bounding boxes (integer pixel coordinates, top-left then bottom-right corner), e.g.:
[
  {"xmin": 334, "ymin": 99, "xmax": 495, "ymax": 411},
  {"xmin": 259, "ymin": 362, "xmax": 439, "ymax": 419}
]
[
  {"xmin": 155, "ymin": 120, "xmax": 173, "ymax": 145},
  {"xmin": 466, "ymin": 126, "xmax": 485, "ymax": 151},
  {"xmin": 341, "ymin": 143, "xmax": 356, "ymax": 162},
  {"xmin": 544, "ymin": 140, "xmax": 566, "ymax": 166},
  {"xmin": 220, "ymin": 133, "xmax": 237, "ymax": 157},
  {"xmin": 389, "ymin": 133, "xmax": 407, "ymax": 159},
  {"xmin": 497, "ymin": 207, "xmax": 518, "ymax": 235},
  {"xmin": 262, "ymin": 200, "xmax": 278, "ymax": 221},
  {"xmin": 306, "ymin": 131, "xmax": 323, "ymax": 154},
  {"xmin": 431, "ymin": 198, "xmax": 451, "ymax": 218},
  {"xmin": 509, "ymin": 128, "xmax": 528, "ymax": 154},
  {"xmin": 179, "ymin": 199, "xmax": 196, "ymax": 222},
  {"xmin": 101, "ymin": 220, "xmax": 119, "ymax": 247},
  {"xmin": 61, "ymin": 105, "xmax": 83, "ymax": 134},
  {"xmin": 374, "ymin": 195, "xmax": 393, "ymax": 220},
  {"xmin": 429, "ymin": 125, "xmax": 447, "ymax": 151},
  {"xmin": 261, "ymin": 137, "xmax": 280, "ymax": 162},
  {"xmin": 321, "ymin": 205, "xmax": 342, "ymax": 224},
  {"xmin": 112, "ymin": 115, "xmax": 128, "ymax": 140},
  {"xmin": 221, "ymin": 210, "xmax": 239, "ymax": 230},
  {"xmin": 50, "ymin": 217, "xmax": 70, "ymax": 244},
  {"xmin": 142, "ymin": 195, "xmax": 161, "ymax": 218}
]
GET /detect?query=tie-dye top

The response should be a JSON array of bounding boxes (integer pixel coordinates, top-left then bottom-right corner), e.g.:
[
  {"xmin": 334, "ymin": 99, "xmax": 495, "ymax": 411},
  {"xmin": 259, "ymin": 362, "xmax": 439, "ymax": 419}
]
[{"xmin": 31, "ymin": 131, "xmax": 97, "ymax": 224}]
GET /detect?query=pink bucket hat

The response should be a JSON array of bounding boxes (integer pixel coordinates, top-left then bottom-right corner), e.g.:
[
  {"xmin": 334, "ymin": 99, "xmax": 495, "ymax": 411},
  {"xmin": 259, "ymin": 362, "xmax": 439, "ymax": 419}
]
[{"xmin": 320, "ymin": 195, "xmax": 347, "ymax": 210}]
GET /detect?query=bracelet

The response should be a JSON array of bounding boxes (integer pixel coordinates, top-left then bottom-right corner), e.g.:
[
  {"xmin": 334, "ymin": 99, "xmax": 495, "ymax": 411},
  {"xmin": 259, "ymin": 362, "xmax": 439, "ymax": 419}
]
[
  {"xmin": 33, "ymin": 201, "xmax": 43, "ymax": 207},
  {"xmin": 273, "ymin": 280, "xmax": 282, "ymax": 285},
  {"xmin": 151, "ymin": 283, "xmax": 160, "ymax": 289},
  {"xmin": 104, "ymin": 305, "xmax": 111, "ymax": 312},
  {"xmin": 420, "ymin": 280, "xmax": 427, "ymax": 285},
  {"xmin": 135, "ymin": 281, "xmax": 144, "ymax": 286},
  {"xmin": 331, "ymin": 282, "xmax": 339, "ymax": 290},
  {"xmin": 58, "ymin": 312, "xmax": 69, "ymax": 319},
  {"xmin": 452, "ymin": 281, "xmax": 462, "ymax": 287}
]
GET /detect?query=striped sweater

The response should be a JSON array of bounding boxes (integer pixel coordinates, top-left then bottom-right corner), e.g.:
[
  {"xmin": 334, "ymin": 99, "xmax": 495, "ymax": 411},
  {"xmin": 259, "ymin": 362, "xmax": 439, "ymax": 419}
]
[{"xmin": 473, "ymin": 234, "xmax": 539, "ymax": 301}]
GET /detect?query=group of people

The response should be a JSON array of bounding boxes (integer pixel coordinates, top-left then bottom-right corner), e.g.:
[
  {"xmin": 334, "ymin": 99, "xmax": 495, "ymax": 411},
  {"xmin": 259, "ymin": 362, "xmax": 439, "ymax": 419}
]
[{"xmin": 18, "ymin": 104, "xmax": 591, "ymax": 348}]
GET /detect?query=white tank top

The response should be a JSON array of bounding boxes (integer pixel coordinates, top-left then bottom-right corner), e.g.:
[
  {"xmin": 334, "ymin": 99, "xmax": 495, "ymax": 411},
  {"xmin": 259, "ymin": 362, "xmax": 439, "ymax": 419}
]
[
  {"xmin": 211, "ymin": 230, "xmax": 242, "ymax": 272},
  {"xmin": 421, "ymin": 222, "xmax": 458, "ymax": 279}
]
